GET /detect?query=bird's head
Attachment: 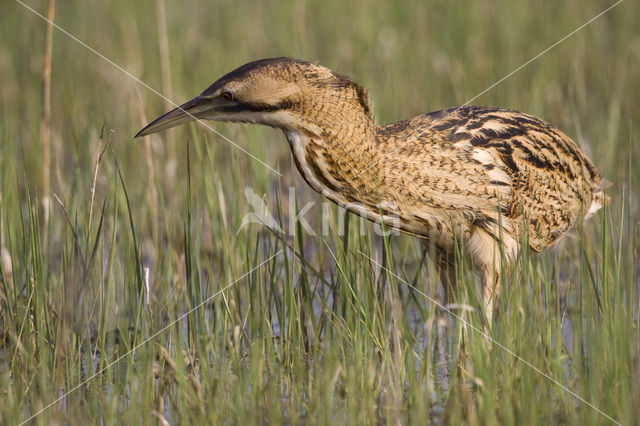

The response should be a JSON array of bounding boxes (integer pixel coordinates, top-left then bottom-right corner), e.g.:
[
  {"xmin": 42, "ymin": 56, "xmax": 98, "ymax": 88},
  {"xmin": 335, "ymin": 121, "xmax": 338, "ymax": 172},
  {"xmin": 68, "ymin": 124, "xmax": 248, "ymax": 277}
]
[{"xmin": 135, "ymin": 57, "xmax": 373, "ymax": 138}]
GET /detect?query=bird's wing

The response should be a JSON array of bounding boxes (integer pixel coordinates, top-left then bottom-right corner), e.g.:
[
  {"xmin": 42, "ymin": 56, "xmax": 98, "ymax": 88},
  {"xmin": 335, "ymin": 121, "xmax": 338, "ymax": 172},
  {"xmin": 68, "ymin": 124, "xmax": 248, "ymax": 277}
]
[{"xmin": 415, "ymin": 106, "xmax": 603, "ymax": 251}]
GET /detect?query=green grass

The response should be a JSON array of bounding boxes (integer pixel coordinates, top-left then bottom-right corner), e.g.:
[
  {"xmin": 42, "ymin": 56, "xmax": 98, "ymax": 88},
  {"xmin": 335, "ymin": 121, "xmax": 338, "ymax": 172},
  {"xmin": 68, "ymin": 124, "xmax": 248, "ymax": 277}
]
[{"xmin": 1, "ymin": 0, "xmax": 639, "ymax": 424}]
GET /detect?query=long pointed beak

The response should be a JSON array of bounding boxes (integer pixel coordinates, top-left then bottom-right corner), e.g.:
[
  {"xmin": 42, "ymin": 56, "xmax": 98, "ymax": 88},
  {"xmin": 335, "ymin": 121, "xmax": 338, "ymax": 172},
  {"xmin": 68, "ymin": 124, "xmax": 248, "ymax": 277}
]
[{"xmin": 135, "ymin": 95, "xmax": 221, "ymax": 138}]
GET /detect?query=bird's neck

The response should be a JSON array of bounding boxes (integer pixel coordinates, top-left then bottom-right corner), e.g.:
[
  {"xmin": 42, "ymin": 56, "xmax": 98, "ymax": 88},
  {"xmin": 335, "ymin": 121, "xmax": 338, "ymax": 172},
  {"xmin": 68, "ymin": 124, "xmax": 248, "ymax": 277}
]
[{"xmin": 282, "ymin": 99, "xmax": 389, "ymax": 217}]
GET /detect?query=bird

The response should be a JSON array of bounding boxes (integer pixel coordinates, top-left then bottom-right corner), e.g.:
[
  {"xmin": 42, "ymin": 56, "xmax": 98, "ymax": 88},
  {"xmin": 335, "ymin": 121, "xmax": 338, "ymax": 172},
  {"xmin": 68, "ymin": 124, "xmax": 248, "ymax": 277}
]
[{"xmin": 136, "ymin": 57, "xmax": 609, "ymax": 322}]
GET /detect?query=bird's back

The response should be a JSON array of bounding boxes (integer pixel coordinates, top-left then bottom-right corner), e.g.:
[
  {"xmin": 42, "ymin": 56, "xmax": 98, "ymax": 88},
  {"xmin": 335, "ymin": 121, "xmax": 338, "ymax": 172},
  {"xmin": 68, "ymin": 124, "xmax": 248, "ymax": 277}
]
[{"xmin": 376, "ymin": 106, "xmax": 606, "ymax": 252}]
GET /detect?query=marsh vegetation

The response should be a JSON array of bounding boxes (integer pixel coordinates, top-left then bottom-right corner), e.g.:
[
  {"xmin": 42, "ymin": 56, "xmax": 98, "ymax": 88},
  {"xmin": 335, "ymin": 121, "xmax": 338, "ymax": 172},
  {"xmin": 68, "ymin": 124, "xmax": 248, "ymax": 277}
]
[{"xmin": 1, "ymin": 0, "xmax": 638, "ymax": 424}]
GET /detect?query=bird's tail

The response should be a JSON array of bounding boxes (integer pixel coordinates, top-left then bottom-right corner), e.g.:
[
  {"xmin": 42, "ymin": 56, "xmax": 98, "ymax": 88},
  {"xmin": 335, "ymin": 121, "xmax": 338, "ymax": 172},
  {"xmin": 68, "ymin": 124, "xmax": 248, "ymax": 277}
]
[{"xmin": 584, "ymin": 178, "xmax": 612, "ymax": 221}]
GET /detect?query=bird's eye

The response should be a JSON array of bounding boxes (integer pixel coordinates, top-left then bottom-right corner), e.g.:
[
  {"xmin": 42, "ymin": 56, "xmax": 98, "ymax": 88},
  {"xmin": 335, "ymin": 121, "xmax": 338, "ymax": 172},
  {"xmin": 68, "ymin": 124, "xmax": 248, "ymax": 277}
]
[{"xmin": 220, "ymin": 91, "xmax": 234, "ymax": 101}]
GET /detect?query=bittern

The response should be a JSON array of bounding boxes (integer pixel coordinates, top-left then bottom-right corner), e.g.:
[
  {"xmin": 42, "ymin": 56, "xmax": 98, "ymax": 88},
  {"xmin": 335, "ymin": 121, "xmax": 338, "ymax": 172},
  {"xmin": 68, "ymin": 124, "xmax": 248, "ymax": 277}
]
[{"xmin": 136, "ymin": 57, "xmax": 609, "ymax": 321}]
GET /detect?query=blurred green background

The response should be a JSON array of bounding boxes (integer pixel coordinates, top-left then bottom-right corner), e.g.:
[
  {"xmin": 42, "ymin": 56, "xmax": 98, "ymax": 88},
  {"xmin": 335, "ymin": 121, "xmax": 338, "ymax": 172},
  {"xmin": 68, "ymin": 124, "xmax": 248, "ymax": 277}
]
[{"xmin": 1, "ymin": 0, "xmax": 638, "ymax": 424}]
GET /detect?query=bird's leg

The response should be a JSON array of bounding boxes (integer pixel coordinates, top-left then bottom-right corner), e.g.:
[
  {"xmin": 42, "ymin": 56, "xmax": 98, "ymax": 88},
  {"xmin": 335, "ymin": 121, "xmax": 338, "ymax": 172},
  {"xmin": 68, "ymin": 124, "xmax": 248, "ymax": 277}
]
[
  {"xmin": 436, "ymin": 255, "xmax": 457, "ymax": 307},
  {"xmin": 469, "ymin": 225, "xmax": 511, "ymax": 326},
  {"xmin": 433, "ymin": 254, "xmax": 457, "ymax": 382},
  {"xmin": 482, "ymin": 267, "xmax": 500, "ymax": 325},
  {"xmin": 436, "ymin": 254, "xmax": 478, "ymax": 421}
]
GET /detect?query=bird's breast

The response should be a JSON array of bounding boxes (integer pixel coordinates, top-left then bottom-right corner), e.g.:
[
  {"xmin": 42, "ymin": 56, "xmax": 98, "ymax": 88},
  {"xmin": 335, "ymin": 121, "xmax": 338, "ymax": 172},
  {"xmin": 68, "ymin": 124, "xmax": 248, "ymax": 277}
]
[
  {"xmin": 283, "ymin": 129, "xmax": 405, "ymax": 227},
  {"xmin": 284, "ymin": 129, "xmax": 343, "ymax": 196}
]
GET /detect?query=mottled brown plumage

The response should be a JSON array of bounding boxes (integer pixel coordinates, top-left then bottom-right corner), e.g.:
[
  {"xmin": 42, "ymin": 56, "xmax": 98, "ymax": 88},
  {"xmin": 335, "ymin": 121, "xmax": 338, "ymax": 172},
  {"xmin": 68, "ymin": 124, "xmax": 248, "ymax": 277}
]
[{"xmin": 136, "ymin": 57, "xmax": 608, "ymax": 321}]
